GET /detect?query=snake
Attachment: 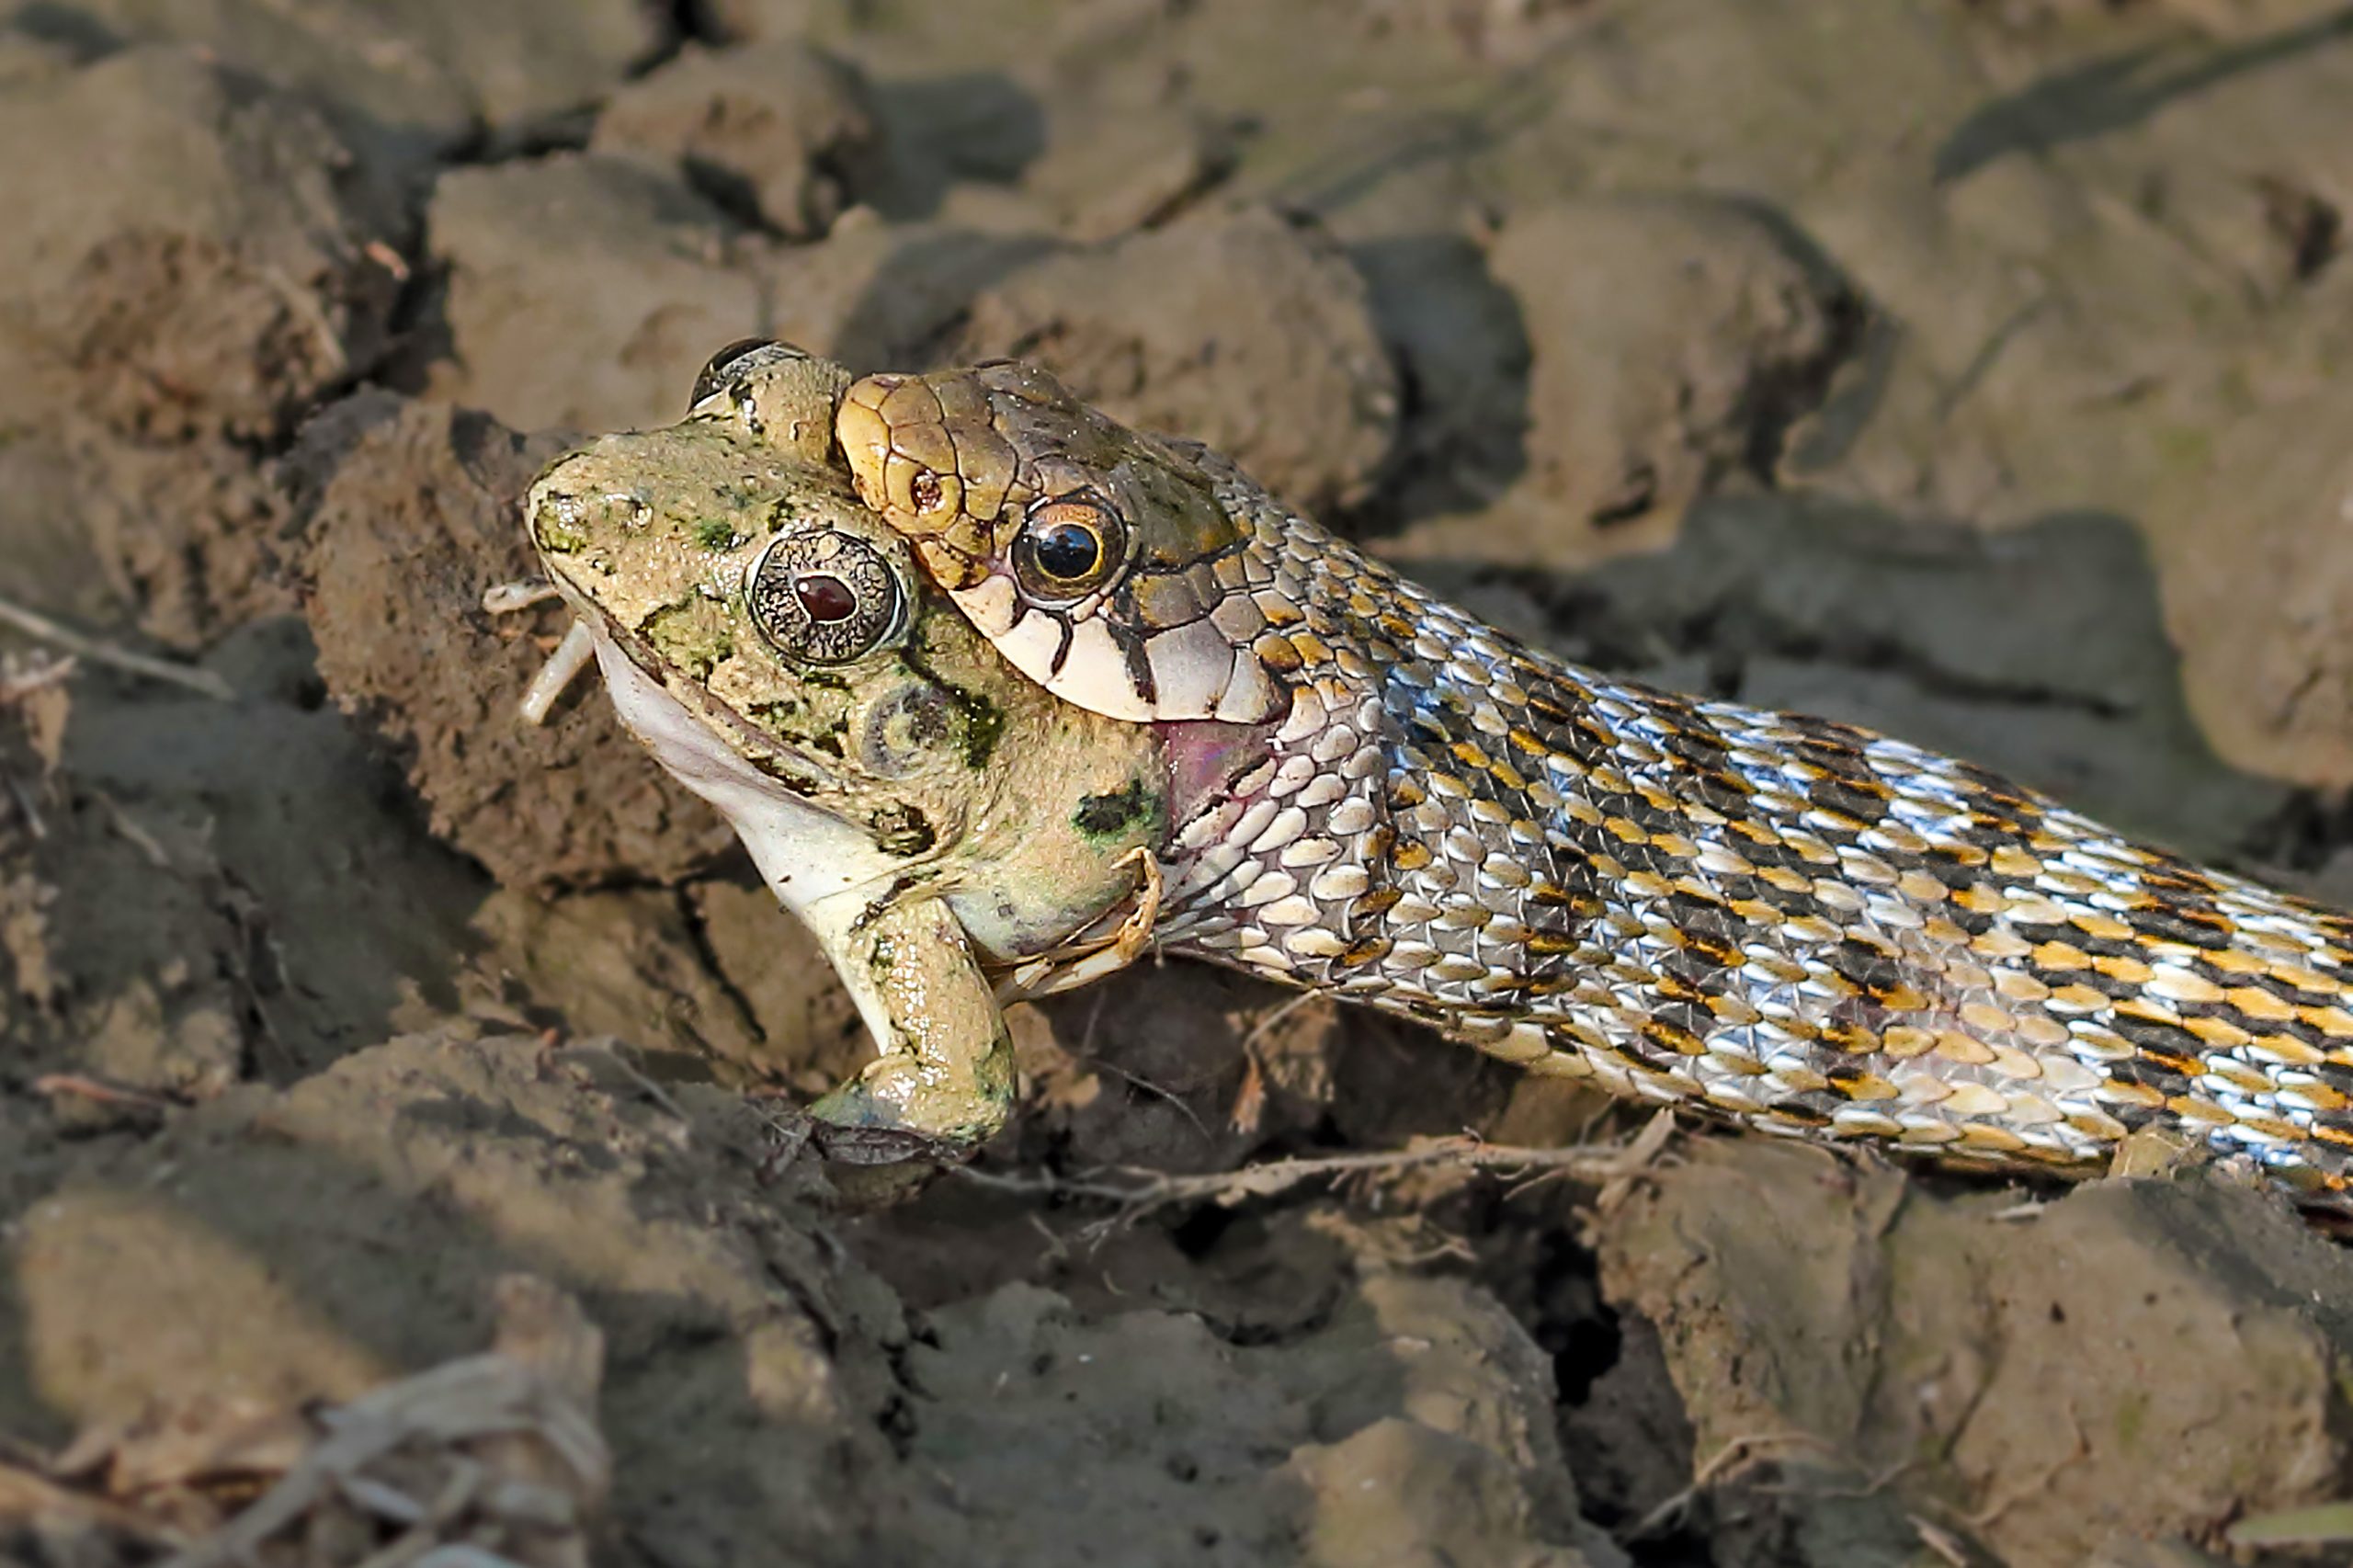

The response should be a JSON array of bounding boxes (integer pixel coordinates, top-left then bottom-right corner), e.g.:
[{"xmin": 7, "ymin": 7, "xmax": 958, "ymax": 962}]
[{"xmin": 811, "ymin": 355, "xmax": 2353, "ymax": 1209}]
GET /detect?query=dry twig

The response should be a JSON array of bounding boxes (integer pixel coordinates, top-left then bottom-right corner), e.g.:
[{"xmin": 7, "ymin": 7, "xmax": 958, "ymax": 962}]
[
  {"xmin": 0, "ymin": 594, "xmax": 233, "ymax": 700},
  {"xmin": 950, "ymin": 1122, "xmax": 1675, "ymax": 1233},
  {"xmin": 29, "ymin": 1074, "xmax": 176, "ymax": 1112},
  {"xmin": 1621, "ymin": 1430, "xmax": 1834, "ymax": 1541}
]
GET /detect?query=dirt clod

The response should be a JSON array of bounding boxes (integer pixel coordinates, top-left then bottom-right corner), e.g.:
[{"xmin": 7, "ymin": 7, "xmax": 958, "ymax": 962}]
[
  {"xmin": 0, "ymin": 46, "xmax": 401, "ymax": 445},
  {"xmin": 425, "ymin": 154, "xmax": 765, "ymax": 437},
  {"xmin": 1396, "ymin": 195, "xmax": 1855, "ymax": 566},
  {"xmin": 0, "ymin": 44, "xmax": 403, "ymax": 647},
  {"xmin": 290, "ymin": 391, "xmax": 733, "ymax": 889},
  {"xmin": 593, "ymin": 40, "xmax": 883, "ymax": 242},
  {"xmin": 1595, "ymin": 1140, "xmax": 2353, "ymax": 1567},
  {"xmin": 959, "ymin": 207, "xmax": 1403, "ymax": 516}
]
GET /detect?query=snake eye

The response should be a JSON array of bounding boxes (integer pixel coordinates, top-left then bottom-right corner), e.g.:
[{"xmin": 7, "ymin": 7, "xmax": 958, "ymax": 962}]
[
  {"xmin": 746, "ymin": 528, "xmax": 904, "ymax": 665},
  {"xmin": 1012, "ymin": 494, "xmax": 1126, "ymax": 601}
]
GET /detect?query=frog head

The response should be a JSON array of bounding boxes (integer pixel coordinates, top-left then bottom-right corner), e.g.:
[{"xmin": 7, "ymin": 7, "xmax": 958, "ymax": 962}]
[
  {"xmin": 522, "ymin": 341, "xmax": 1166, "ymax": 968},
  {"xmin": 523, "ymin": 343, "xmax": 1188, "ymax": 1152}
]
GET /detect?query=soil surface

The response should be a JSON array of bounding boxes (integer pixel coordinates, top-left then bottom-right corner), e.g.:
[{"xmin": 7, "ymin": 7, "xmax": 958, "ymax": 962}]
[{"xmin": 5, "ymin": 2, "xmax": 2353, "ymax": 1564}]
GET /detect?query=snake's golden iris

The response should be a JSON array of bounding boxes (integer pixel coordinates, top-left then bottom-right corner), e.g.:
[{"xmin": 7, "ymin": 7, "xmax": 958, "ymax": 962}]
[{"xmin": 1014, "ymin": 495, "xmax": 1125, "ymax": 599}]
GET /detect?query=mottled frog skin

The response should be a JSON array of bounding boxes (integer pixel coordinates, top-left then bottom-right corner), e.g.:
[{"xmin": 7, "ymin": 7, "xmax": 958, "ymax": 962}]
[{"xmin": 526, "ymin": 346, "xmax": 1162, "ymax": 1153}]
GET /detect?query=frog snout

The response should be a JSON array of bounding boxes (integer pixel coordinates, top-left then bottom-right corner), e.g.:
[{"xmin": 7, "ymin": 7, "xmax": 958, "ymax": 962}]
[{"xmin": 529, "ymin": 462, "xmax": 654, "ymax": 556}]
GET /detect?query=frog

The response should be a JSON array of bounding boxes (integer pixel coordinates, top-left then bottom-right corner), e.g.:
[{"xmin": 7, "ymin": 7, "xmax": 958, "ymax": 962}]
[{"xmin": 523, "ymin": 342, "xmax": 1170, "ymax": 1162}]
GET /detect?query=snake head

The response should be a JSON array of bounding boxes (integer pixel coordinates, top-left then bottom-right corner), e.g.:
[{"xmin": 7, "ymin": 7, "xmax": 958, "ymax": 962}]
[{"xmin": 834, "ymin": 360, "xmax": 1293, "ymax": 726}]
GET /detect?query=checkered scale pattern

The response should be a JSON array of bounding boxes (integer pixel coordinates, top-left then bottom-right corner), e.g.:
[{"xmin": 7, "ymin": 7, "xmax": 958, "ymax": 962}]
[{"xmin": 852, "ymin": 366, "xmax": 2353, "ymax": 1210}]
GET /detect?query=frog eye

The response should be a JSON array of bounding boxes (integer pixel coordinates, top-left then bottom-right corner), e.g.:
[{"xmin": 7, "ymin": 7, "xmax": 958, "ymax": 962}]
[
  {"xmin": 1011, "ymin": 493, "xmax": 1127, "ymax": 603},
  {"xmin": 745, "ymin": 528, "xmax": 904, "ymax": 665},
  {"xmin": 688, "ymin": 337, "xmax": 781, "ymax": 410}
]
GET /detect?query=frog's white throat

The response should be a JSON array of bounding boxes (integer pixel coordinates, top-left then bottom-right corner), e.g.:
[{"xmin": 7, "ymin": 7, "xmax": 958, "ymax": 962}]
[{"xmin": 585, "ymin": 623, "xmax": 905, "ymax": 939}]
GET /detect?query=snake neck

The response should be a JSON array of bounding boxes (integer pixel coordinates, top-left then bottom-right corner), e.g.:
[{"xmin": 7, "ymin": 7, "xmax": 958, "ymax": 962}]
[{"xmin": 1144, "ymin": 461, "xmax": 2353, "ymax": 1209}]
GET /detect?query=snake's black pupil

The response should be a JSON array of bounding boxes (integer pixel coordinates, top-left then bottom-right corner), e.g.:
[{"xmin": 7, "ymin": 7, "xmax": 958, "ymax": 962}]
[
  {"xmin": 1034, "ymin": 521, "xmax": 1101, "ymax": 580},
  {"xmin": 795, "ymin": 574, "xmax": 858, "ymax": 623}
]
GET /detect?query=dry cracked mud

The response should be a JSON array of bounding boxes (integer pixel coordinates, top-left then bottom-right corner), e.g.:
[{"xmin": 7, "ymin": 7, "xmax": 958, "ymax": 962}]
[{"xmin": 5, "ymin": 2, "xmax": 2353, "ymax": 1564}]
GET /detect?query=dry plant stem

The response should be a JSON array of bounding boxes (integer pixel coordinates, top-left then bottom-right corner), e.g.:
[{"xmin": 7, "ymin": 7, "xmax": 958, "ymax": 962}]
[
  {"xmin": 2, "ymin": 770, "xmax": 42, "ymax": 839},
  {"xmin": 94, "ymin": 789, "xmax": 174, "ymax": 869},
  {"xmin": 2229, "ymin": 1500, "xmax": 2353, "ymax": 1547},
  {"xmin": 0, "ymin": 594, "xmax": 234, "ymax": 700},
  {"xmin": 0, "ymin": 653, "xmax": 75, "ymax": 703},
  {"xmin": 1912, "ymin": 1516, "xmax": 1975, "ymax": 1567},
  {"xmin": 29, "ymin": 1074, "xmax": 175, "ymax": 1111},
  {"xmin": 949, "ymin": 1118, "xmax": 1677, "ymax": 1223},
  {"xmin": 1622, "ymin": 1430, "xmax": 1835, "ymax": 1541},
  {"xmin": 588, "ymin": 1040, "xmax": 692, "ymax": 1130},
  {"xmin": 157, "ymin": 1351, "xmax": 607, "ymax": 1568}
]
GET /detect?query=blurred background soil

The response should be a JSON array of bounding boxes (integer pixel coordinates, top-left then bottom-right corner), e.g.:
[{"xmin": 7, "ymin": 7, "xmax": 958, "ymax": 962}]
[{"xmin": 4, "ymin": 0, "xmax": 2353, "ymax": 1562}]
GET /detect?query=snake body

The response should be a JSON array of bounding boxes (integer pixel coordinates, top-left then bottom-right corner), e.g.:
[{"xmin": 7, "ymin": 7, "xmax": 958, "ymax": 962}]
[{"xmin": 831, "ymin": 360, "xmax": 2353, "ymax": 1208}]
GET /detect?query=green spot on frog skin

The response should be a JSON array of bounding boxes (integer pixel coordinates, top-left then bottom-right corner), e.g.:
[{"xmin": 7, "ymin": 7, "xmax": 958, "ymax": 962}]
[
  {"xmin": 870, "ymin": 801, "xmax": 937, "ymax": 858},
  {"xmin": 532, "ymin": 497, "xmax": 589, "ymax": 553},
  {"xmin": 695, "ymin": 517, "xmax": 740, "ymax": 551},
  {"xmin": 748, "ymin": 689, "xmax": 860, "ymax": 760},
  {"xmin": 892, "ymin": 640, "xmax": 1005, "ymax": 769},
  {"xmin": 1072, "ymin": 777, "xmax": 1165, "ymax": 844},
  {"xmin": 748, "ymin": 698, "xmax": 821, "ymax": 749},
  {"xmin": 640, "ymin": 600, "xmax": 734, "ymax": 678},
  {"xmin": 957, "ymin": 694, "xmax": 1006, "ymax": 770}
]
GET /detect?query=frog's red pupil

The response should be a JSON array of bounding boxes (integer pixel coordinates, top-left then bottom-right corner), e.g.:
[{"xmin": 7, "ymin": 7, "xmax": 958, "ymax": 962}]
[{"xmin": 794, "ymin": 574, "xmax": 858, "ymax": 623}]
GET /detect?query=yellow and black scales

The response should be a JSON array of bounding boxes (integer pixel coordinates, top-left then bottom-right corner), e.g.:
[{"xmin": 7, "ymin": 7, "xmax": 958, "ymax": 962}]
[{"xmin": 834, "ymin": 359, "xmax": 2353, "ymax": 1210}]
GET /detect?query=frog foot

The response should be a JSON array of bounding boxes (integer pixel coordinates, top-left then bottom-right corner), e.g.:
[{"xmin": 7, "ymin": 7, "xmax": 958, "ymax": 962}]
[
  {"xmin": 996, "ymin": 846, "xmax": 1164, "ymax": 1003},
  {"xmin": 804, "ymin": 1074, "xmax": 990, "ymax": 1160},
  {"xmin": 481, "ymin": 578, "xmax": 563, "ymax": 614},
  {"xmin": 752, "ymin": 1097, "xmax": 961, "ymax": 1210}
]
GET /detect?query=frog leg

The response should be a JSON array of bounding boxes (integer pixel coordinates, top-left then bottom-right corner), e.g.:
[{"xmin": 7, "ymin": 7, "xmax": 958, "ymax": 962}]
[
  {"xmin": 517, "ymin": 619, "xmax": 597, "ymax": 726},
  {"xmin": 995, "ymin": 847, "xmax": 1163, "ymax": 1003},
  {"xmin": 800, "ymin": 892, "xmax": 1017, "ymax": 1161},
  {"xmin": 481, "ymin": 581, "xmax": 597, "ymax": 728}
]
